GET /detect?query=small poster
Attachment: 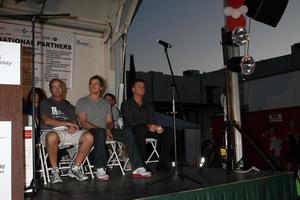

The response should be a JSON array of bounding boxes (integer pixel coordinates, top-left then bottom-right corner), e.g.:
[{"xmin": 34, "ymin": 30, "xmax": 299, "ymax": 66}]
[
  {"xmin": 0, "ymin": 41, "xmax": 20, "ymax": 85},
  {"xmin": 0, "ymin": 121, "xmax": 12, "ymax": 200}
]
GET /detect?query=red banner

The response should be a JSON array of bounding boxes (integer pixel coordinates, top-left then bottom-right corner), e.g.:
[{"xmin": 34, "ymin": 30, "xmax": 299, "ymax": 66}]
[{"xmin": 212, "ymin": 106, "xmax": 300, "ymax": 171}]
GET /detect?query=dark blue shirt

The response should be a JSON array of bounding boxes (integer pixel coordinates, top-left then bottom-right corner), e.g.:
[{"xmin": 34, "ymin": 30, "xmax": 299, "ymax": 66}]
[
  {"xmin": 40, "ymin": 97, "xmax": 77, "ymax": 129},
  {"xmin": 121, "ymin": 97, "xmax": 156, "ymax": 128}
]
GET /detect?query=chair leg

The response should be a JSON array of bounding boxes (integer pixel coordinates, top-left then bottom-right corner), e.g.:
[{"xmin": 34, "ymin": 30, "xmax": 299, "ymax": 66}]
[
  {"xmin": 41, "ymin": 145, "xmax": 51, "ymax": 183},
  {"xmin": 151, "ymin": 141, "xmax": 160, "ymax": 160},
  {"xmin": 145, "ymin": 140, "xmax": 159, "ymax": 164},
  {"xmin": 107, "ymin": 141, "xmax": 125, "ymax": 175},
  {"xmin": 81, "ymin": 147, "xmax": 94, "ymax": 179},
  {"xmin": 59, "ymin": 149, "xmax": 77, "ymax": 176},
  {"xmin": 37, "ymin": 144, "xmax": 47, "ymax": 185}
]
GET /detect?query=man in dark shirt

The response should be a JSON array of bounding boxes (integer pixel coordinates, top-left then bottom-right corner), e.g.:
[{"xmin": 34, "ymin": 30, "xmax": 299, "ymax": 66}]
[
  {"xmin": 121, "ymin": 79, "xmax": 173, "ymax": 171},
  {"xmin": 40, "ymin": 79, "xmax": 94, "ymax": 183}
]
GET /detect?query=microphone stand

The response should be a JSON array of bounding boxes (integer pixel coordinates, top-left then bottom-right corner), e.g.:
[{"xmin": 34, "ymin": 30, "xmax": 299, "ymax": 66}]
[{"xmin": 145, "ymin": 46, "xmax": 203, "ymax": 187}]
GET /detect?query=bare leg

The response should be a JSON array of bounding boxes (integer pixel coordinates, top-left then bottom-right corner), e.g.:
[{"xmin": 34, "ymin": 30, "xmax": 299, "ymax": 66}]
[
  {"xmin": 74, "ymin": 132, "xmax": 93, "ymax": 166},
  {"xmin": 46, "ymin": 131, "xmax": 60, "ymax": 168}
]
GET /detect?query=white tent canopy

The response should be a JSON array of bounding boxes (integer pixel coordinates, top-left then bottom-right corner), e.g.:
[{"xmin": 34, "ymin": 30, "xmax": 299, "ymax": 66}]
[
  {"xmin": 1, "ymin": 0, "xmax": 141, "ymax": 37},
  {"xmin": 0, "ymin": 0, "xmax": 141, "ymax": 103}
]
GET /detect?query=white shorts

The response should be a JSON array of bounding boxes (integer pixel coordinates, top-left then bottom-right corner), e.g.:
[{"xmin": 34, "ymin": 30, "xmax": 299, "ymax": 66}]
[{"xmin": 40, "ymin": 129, "xmax": 86, "ymax": 147}]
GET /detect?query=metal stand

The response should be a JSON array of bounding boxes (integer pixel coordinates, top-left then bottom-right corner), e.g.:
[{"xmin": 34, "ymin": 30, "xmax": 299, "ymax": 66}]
[
  {"xmin": 145, "ymin": 46, "xmax": 203, "ymax": 187},
  {"xmin": 220, "ymin": 27, "xmax": 277, "ymax": 171},
  {"xmin": 0, "ymin": 12, "xmax": 71, "ymax": 197},
  {"xmin": 222, "ymin": 67, "xmax": 277, "ymax": 174},
  {"xmin": 231, "ymin": 121, "xmax": 277, "ymax": 170}
]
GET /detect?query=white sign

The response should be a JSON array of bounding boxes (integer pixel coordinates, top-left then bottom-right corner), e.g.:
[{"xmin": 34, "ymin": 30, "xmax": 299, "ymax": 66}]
[
  {"xmin": 268, "ymin": 113, "xmax": 283, "ymax": 122},
  {"xmin": 0, "ymin": 41, "xmax": 20, "ymax": 85},
  {"xmin": 0, "ymin": 121, "xmax": 12, "ymax": 200},
  {"xmin": 0, "ymin": 21, "xmax": 74, "ymax": 88},
  {"xmin": 24, "ymin": 126, "xmax": 33, "ymax": 188}
]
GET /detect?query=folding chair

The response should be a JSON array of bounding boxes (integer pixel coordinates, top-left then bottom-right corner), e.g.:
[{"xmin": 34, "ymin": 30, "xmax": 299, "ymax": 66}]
[
  {"xmin": 37, "ymin": 143, "xmax": 94, "ymax": 184},
  {"xmin": 145, "ymin": 138, "xmax": 159, "ymax": 164},
  {"xmin": 106, "ymin": 140, "xmax": 125, "ymax": 175}
]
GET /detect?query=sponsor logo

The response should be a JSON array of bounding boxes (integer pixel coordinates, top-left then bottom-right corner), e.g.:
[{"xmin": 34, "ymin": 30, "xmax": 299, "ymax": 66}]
[{"xmin": 0, "ymin": 164, "xmax": 5, "ymax": 174}]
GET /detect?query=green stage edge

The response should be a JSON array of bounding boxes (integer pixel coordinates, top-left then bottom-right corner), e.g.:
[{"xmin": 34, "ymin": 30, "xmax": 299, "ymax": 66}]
[{"xmin": 139, "ymin": 172, "xmax": 297, "ymax": 200}]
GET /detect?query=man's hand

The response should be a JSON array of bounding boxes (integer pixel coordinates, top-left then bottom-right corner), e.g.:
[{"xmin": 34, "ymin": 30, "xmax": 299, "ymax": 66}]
[
  {"xmin": 148, "ymin": 124, "xmax": 164, "ymax": 134},
  {"xmin": 67, "ymin": 126, "xmax": 77, "ymax": 134},
  {"xmin": 67, "ymin": 122, "xmax": 79, "ymax": 134},
  {"xmin": 106, "ymin": 129, "xmax": 113, "ymax": 141},
  {"xmin": 148, "ymin": 124, "xmax": 157, "ymax": 132},
  {"xmin": 156, "ymin": 126, "xmax": 164, "ymax": 134}
]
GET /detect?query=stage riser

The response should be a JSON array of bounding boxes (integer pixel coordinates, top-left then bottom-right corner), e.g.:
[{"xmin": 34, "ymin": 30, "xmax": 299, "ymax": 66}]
[{"xmin": 141, "ymin": 173, "xmax": 297, "ymax": 200}]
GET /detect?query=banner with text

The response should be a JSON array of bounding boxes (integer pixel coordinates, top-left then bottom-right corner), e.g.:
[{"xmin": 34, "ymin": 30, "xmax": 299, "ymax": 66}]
[{"xmin": 0, "ymin": 21, "xmax": 74, "ymax": 89}]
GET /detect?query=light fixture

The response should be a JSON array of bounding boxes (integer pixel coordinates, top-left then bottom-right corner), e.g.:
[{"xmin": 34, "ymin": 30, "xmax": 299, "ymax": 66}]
[
  {"xmin": 240, "ymin": 55, "xmax": 255, "ymax": 75},
  {"xmin": 226, "ymin": 55, "xmax": 255, "ymax": 75},
  {"xmin": 222, "ymin": 27, "xmax": 249, "ymax": 46},
  {"xmin": 231, "ymin": 27, "xmax": 249, "ymax": 46}
]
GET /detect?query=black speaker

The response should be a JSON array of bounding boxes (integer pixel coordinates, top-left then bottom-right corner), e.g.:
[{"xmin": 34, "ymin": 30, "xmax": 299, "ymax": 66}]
[{"xmin": 245, "ymin": 0, "xmax": 289, "ymax": 27}]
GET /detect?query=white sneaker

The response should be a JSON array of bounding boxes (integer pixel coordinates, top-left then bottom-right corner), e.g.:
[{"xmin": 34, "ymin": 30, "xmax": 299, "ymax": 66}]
[
  {"xmin": 50, "ymin": 168, "xmax": 63, "ymax": 184},
  {"xmin": 68, "ymin": 165, "xmax": 88, "ymax": 181},
  {"xmin": 95, "ymin": 168, "xmax": 109, "ymax": 181},
  {"xmin": 132, "ymin": 167, "xmax": 152, "ymax": 178}
]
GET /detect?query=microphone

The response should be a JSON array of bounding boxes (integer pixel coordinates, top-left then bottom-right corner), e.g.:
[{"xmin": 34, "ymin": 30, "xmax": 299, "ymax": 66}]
[{"xmin": 156, "ymin": 39, "xmax": 172, "ymax": 48}]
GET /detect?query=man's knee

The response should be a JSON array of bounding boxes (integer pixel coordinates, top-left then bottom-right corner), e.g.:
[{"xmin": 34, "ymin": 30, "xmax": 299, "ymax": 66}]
[
  {"xmin": 81, "ymin": 132, "xmax": 94, "ymax": 145},
  {"xmin": 46, "ymin": 131, "xmax": 60, "ymax": 146},
  {"xmin": 90, "ymin": 128, "xmax": 106, "ymax": 142}
]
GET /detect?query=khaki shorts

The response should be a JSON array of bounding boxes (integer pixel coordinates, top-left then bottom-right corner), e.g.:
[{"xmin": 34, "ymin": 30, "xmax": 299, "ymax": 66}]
[{"xmin": 40, "ymin": 129, "xmax": 86, "ymax": 147}]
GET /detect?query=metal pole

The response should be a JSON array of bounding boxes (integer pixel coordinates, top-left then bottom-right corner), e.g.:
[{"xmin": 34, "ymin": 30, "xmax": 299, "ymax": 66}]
[
  {"xmin": 222, "ymin": 0, "xmax": 243, "ymax": 172},
  {"xmin": 30, "ymin": 16, "xmax": 37, "ymax": 192},
  {"xmin": 171, "ymin": 84, "xmax": 178, "ymax": 168}
]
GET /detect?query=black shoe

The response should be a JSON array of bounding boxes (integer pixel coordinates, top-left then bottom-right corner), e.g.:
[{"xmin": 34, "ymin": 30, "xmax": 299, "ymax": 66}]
[{"xmin": 156, "ymin": 162, "xmax": 172, "ymax": 172}]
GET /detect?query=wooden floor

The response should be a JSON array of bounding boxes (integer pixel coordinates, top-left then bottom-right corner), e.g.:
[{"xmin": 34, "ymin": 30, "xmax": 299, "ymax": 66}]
[{"xmin": 24, "ymin": 164, "xmax": 293, "ymax": 200}]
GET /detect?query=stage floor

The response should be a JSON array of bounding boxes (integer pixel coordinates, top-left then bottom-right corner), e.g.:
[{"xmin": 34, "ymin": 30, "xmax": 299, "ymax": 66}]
[{"xmin": 25, "ymin": 165, "xmax": 297, "ymax": 200}]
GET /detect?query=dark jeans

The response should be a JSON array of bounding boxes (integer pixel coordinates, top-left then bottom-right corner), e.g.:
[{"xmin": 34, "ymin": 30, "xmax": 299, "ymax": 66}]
[
  {"xmin": 132, "ymin": 124, "xmax": 173, "ymax": 163},
  {"xmin": 89, "ymin": 128, "xmax": 144, "ymax": 170}
]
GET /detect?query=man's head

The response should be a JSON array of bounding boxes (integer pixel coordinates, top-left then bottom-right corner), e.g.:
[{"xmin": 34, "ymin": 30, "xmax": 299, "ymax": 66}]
[
  {"xmin": 49, "ymin": 79, "xmax": 63, "ymax": 100},
  {"xmin": 104, "ymin": 93, "xmax": 116, "ymax": 106},
  {"xmin": 89, "ymin": 75, "xmax": 105, "ymax": 95},
  {"xmin": 131, "ymin": 79, "xmax": 146, "ymax": 97}
]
